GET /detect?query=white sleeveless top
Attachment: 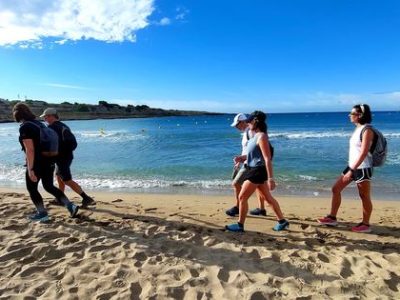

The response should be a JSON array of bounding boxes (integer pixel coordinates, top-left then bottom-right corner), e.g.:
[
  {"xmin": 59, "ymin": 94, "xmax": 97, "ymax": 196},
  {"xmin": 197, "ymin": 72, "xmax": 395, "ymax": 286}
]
[
  {"xmin": 241, "ymin": 128, "xmax": 253, "ymax": 155},
  {"xmin": 349, "ymin": 125, "xmax": 373, "ymax": 169}
]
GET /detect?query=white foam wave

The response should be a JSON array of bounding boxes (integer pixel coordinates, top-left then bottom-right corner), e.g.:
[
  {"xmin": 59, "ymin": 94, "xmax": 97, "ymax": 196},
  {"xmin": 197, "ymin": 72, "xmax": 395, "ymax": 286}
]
[
  {"xmin": 386, "ymin": 154, "xmax": 400, "ymax": 166},
  {"xmin": 385, "ymin": 132, "xmax": 400, "ymax": 138},
  {"xmin": 269, "ymin": 130, "xmax": 400, "ymax": 140},
  {"xmin": 0, "ymin": 164, "xmax": 25, "ymax": 184},
  {"xmin": 76, "ymin": 131, "xmax": 147, "ymax": 143},
  {"xmin": 270, "ymin": 131, "xmax": 350, "ymax": 140},
  {"xmin": 75, "ymin": 176, "xmax": 231, "ymax": 190},
  {"xmin": 297, "ymin": 175, "xmax": 320, "ymax": 181}
]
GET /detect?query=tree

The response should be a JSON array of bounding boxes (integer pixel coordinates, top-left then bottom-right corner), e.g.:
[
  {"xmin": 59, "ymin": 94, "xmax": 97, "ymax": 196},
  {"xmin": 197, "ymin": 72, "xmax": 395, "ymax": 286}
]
[{"xmin": 76, "ymin": 104, "xmax": 89, "ymax": 112}]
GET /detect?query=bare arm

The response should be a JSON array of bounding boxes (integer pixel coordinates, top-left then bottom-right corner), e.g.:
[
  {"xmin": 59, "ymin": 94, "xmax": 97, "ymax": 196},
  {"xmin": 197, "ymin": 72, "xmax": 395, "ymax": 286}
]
[{"xmin": 22, "ymin": 139, "xmax": 38, "ymax": 182}]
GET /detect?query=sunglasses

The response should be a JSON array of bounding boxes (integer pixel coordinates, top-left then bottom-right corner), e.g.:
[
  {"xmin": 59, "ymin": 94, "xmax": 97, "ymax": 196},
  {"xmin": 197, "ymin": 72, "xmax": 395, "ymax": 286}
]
[{"xmin": 348, "ymin": 110, "xmax": 361, "ymax": 116}]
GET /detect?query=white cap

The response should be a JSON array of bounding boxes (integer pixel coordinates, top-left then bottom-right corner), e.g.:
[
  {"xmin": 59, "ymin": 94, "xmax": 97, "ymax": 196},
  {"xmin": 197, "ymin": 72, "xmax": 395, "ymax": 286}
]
[
  {"xmin": 230, "ymin": 113, "xmax": 248, "ymax": 127},
  {"xmin": 40, "ymin": 108, "xmax": 58, "ymax": 117}
]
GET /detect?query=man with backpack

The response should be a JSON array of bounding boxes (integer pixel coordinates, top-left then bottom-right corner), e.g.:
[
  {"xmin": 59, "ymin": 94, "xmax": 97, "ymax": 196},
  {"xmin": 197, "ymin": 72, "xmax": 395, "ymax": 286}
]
[
  {"xmin": 12, "ymin": 103, "xmax": 79, "ymax": 222},
  {"xmin": 40, "ymin": 108, "xmax": 96, "ymax": 209}
]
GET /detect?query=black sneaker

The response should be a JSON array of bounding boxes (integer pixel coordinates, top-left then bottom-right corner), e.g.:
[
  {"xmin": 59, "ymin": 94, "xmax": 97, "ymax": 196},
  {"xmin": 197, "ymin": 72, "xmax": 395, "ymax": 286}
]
[
  {"xmin": 225, "ymin": 206, "xmax": 239, "ymax": 217},
  {"xmin": 249, "ymin": 208, "xmax": 267, "ymax": 216},
  {"xmin": 81, "ymin": 196, "xmax": 96, "ymax": 208}
]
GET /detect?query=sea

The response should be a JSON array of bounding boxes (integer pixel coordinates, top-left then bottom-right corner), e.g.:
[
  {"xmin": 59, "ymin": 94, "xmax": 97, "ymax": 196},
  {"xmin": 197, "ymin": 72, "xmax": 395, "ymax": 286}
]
[{"xmin": 0, "ymin": 111, "xmax": 399, "ymax": 200}]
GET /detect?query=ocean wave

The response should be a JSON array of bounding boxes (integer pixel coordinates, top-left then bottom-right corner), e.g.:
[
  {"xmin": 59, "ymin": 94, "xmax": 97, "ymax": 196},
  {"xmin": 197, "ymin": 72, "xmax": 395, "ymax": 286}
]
[
  {"xmin": 269, "ymin": 130, "xmax": 400, "ymax": 140},
  {"xmin": 297, "ymin": 175, "xmax": 320, "ymax": 181},
  {"xmin": 76, "ymin": 131, "xmax": 147, "ymax": 143},
  {"xmin": 386, "ymin": 154, "xmax": 400, "ymax": 166},
  {"xmin": 75, "ymin": 177, "xmax": 231, "ymax": 190},
  {"xmin": 270, "ymin": 131, "xmax": 349, "ymax": 140},
  {"xmin": 0, "ymin": 164, "xmax": 25, "ymax": 184}
]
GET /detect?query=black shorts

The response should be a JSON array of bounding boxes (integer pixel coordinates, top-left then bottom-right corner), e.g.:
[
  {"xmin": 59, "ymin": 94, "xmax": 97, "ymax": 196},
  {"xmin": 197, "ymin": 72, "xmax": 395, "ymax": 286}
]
[
  {"xmin": 242, "ymin": 165, "xmax": 268, "ymax": 185},
  {"xmin": 56, "ymin": 159, "xmax": 73, "ymax": 181},
  {"xmin": 343, "ymin": 166, "xmax": 373, "ymax": 183}
]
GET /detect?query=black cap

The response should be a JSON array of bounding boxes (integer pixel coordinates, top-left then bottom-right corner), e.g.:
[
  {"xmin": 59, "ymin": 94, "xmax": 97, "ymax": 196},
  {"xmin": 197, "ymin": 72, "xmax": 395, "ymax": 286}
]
[{"xmin": 246, "ymin": 110, "xmax": 266, "ymax": 122}]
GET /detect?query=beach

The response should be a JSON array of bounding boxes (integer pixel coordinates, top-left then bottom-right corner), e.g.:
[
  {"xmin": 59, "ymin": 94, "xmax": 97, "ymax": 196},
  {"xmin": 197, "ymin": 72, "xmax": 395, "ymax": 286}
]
[{"xmin": 1, "ymin": 187, "xmax": 399, "ymax": 299}]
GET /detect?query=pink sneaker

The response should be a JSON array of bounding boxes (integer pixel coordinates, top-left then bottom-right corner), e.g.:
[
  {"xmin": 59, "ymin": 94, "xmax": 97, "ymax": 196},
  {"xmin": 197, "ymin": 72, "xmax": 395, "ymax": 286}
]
[
  {"xmin": 351, "ymin": 223, "xmax": 371, "ymax": 233},
  {"xmin": 317, "ymin": 216, "xmax": 338, "ymax": 226}
]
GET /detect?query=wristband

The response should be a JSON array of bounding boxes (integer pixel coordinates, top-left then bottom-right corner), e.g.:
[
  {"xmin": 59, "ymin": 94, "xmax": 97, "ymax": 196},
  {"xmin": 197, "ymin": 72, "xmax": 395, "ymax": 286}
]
[{"xmin": 268, "ymin": 178, "xmax": 274, "ymax": 181}]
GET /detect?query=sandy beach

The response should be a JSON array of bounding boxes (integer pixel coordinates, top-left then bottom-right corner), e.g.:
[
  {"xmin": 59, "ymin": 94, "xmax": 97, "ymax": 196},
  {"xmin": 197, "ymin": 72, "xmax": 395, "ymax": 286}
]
[{"xmin": 0, "ymin": 187, "xmax": 399, "ymax": 299}]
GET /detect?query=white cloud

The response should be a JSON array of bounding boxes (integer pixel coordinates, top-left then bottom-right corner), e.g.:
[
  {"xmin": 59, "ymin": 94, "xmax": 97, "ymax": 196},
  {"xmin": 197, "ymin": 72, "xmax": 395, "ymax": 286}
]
[
  {"xmin": 176, "ymin": 6, "xmax": 189, "ymax": 20},
  {"xmin": 158, "ymin": 17, "xmax": 171, "ymax": 26},
  {"xmin": 43, "ymin": 83, "xmax": 90, "ymax": 90},
  {"xmin": 0, "ymin": 0, "xmax": 155, "ymax": 47}
]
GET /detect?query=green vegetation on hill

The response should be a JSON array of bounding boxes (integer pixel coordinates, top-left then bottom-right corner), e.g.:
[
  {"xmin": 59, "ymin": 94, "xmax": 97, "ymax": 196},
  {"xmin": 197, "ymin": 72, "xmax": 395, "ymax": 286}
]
[{"xmin": 0, "ymin": 98, "xmax": 220, "ymax": 123}]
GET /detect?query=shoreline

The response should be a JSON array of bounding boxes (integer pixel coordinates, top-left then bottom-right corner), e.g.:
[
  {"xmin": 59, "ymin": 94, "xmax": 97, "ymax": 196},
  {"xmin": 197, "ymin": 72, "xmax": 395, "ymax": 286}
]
[{"xmin": 1, "ymin": 183, "xmax": 399, "ymax": 201}]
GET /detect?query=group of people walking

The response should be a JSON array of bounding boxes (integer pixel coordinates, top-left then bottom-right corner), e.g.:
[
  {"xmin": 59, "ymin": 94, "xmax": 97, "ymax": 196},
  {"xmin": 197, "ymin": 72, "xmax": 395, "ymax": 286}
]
[
  {"xmin": 13, "ymin": 103, "xmax": 95, "ymax": 222},
  {"xmin": 13, "ymin": 102, "xmax": 378, "ymax": 234},
  {"xmin": 227, "ymin": 104, "xmax": 377, "ymax": 233}
]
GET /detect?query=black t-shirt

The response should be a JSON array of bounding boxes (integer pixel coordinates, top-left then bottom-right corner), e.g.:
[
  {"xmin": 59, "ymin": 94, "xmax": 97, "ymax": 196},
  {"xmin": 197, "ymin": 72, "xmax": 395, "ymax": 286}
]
[
  {"xmin": 19, "ymin": 120, "xmax": 43, "ymax": 171},
  {"xmin": 48, "ymin": 120, "xmax": 73, "ymax": 160}
]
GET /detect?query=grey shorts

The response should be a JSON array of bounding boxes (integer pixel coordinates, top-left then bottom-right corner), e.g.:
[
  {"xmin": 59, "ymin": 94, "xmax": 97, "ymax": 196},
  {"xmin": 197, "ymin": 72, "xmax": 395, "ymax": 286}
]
[{"xmin": 232, "ymin": 166, "xmax": 247, "ymax": 185}]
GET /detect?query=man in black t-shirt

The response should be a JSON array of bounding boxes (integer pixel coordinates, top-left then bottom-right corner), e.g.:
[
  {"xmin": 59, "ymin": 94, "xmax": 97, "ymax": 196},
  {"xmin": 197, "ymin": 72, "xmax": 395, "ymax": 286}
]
[
  {"xmin": 13, "ymin": 103, "xmax": 79, "ymax": 222},
  {"xmin": 41, "ymin": 108, "xmax": 95, "ymax": 208}
]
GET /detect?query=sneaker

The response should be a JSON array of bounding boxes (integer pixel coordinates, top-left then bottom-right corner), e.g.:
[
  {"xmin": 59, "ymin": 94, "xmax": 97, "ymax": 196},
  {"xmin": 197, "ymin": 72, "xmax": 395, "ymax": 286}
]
[
  {"xmin": 29, "ymin": 212, "xmax": 50, "ymax": 223},
  {"xmin": 225, "ymin": 223, "xmax": 244, "ymax": 232},
  {"xmin": 225, "ymin": 206, "xmax": 239, "ymax": 217},
  {"xmin": 351, "ymin": 223, "xmax": 371, "ymax": 233},
  {"xmin": 49, "ymin": 198, "xmax": 64, "ymax": 206},
  {"xmin": 249, "ymin": 208, "xmax": 267, "ymax": 216},
  {"xmin": 317, "ymin": 215, "xmax": 338, "ymax": 226},
  {"xmin": 67, "ymin": 203, "xmax": 79, "ymax": 218},
  {"xmin": 273, "ymin": 220, "xmax": 289, "ymax": 231},
  {"xmin": 81, "ymin": 196, "xmax": 96, "ymax": 208}
]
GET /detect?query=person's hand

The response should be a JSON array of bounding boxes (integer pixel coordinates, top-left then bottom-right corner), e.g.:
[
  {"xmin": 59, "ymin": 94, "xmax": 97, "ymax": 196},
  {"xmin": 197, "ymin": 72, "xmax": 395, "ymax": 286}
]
[
  {"xmin": 343, "ymin": 170, "xmax": 353, "ymax": 181},
  {"xmin": 233, "ymin": 162, "xmax": 240, "ymax": 169},
  {"xmin": 28, "ymin": 169, "xmax": 38, "ymax": 182},
  {"xmin": 268, "ymin": 178, "xmax": 276, "ymax": 191},
  {"xmin": 234, "ymin": 155, "xmax": 244, "ymax": 164}
]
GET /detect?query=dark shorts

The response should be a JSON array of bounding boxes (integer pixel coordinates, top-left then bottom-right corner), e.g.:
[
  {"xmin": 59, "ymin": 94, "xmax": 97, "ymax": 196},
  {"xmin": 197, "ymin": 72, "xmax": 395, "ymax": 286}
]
[
  {"xmin": 343, "ymin": 166, "xmax": 373, "ymax": 183},
  {"xmin": 242, "ymin": 165, "xmax": 268, "ymax": 185},
  {"xmin": 56, "ymin": 159, "xmax": 73, "ymax": 181}
]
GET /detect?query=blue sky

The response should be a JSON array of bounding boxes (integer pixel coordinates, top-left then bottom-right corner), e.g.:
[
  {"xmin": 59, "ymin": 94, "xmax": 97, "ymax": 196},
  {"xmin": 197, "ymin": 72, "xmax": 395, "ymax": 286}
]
[{"xmin": 0, "ymin": 0, "xmax": 400, "ymax": 113}]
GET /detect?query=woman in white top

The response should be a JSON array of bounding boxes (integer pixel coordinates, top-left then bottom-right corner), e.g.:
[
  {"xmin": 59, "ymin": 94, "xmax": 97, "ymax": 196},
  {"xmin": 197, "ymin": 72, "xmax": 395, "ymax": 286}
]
[{"xmin": 318, "ymin": 104, "xmax": 375, "ymax": 233}]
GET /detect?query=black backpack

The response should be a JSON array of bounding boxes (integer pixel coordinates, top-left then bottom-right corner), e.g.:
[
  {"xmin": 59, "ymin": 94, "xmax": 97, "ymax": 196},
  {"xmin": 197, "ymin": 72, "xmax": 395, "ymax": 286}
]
[
  {"xmin": 61, "ymin": 125, "xmax": 78, "ymax": 151},
  {"xmin": 27, "ymin": 121, "xmax": 59, "ymax": 157}
]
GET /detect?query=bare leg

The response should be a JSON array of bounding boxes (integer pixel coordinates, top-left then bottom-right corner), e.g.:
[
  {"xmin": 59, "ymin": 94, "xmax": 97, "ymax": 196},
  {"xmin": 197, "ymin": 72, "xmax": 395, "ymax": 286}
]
[
  {"xmin": 232, "ymin": 182, "xmax": 241, "ymax": 207},
  {"xmin": 238, "ymin": 180, "xmax": 257, "ymax": 224},
  {"xmin": 56, "ymin": 175, "xmax": 66, "ymax": 193},
  {"xmin": 256, "ymin": 189, "xmax": 265, "ymax": 210},
  {"xmin": 330, "ymin": 175, "xmax": 352, "ymax": 217},
  {"xmin": 63, "ymin": 180, "xmax": 83, "ymax": 195},
  {"xmin": 257, "ymin": 183, "xmax": 284, "ymax": 220},
  {"xmin": 357, "ymin": 181, "xmax": 372, "ymax": 224}
]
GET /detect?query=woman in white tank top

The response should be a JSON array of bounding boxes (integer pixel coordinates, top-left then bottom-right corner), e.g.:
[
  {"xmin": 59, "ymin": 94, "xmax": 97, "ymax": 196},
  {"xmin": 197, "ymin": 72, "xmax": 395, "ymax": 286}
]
[{"xmin": 318, "ymin": 104, "xmax": 375, "ymax": 233}]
